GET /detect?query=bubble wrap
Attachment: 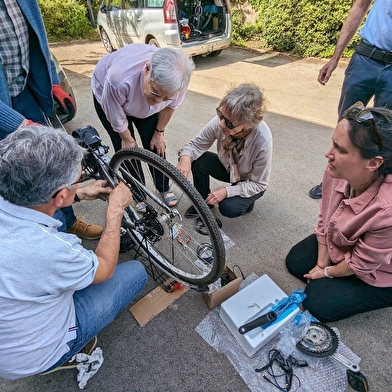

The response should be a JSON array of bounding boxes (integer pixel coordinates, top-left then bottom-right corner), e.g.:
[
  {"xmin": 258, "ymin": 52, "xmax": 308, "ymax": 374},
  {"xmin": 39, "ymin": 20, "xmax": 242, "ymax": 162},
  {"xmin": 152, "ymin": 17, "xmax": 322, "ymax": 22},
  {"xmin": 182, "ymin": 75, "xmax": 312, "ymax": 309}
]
[{"xmin": 195, "ymin": 308, "xmax": 361, "ymax": 392}]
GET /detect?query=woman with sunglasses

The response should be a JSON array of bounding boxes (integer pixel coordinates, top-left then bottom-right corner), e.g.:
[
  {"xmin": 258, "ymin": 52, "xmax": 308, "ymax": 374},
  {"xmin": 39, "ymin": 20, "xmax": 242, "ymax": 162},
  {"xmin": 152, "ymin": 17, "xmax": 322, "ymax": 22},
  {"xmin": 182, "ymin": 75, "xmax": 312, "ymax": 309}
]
[
  {"xmin": 286, "ymin": 102, "xmax": 392, "ymax": 322},
  {"xmin": 177, "ymin": 83, "xmax": 272, "ymax": 218}
]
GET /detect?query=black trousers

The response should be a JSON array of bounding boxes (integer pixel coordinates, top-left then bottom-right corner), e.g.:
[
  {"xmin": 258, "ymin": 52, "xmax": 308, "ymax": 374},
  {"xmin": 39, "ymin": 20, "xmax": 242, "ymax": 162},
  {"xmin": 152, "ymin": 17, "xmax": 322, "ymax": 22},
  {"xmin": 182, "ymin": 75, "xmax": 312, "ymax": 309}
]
[
  {"xmin": 286, "ymin": 234, "xmax": 392, "ymax": 322},
  {"xmin": 93, "ymin": 95, "xmax": 169, "ymax": 194},
  {"xmin": 191, "ymin": 151, "xmax": 264, "ymax": 218}
]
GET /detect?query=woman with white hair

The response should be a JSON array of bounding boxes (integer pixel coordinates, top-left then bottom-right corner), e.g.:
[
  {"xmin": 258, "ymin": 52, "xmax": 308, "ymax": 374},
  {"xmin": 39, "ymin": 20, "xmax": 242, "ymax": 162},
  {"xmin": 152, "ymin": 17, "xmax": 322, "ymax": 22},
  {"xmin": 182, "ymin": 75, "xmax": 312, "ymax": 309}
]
[{"xmin": 177, "ymin": 83, "xmax": 273, "ymax": 218}]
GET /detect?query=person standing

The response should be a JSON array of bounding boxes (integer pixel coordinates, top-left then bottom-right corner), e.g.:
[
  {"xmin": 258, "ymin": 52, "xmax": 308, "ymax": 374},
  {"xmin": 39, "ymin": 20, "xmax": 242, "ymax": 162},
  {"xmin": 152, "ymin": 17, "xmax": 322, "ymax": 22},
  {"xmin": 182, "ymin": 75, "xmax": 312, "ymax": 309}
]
[
  {"xmin": 0, "ymin": 0, "xmax": 103, "ymax": 239},
  {"xmin": 92, "ymin": 43, "xmax": 195, "ymax": 208},
  {"xmin": 309, "ymin": 0, "xmax": 392, "ymax": 199}
]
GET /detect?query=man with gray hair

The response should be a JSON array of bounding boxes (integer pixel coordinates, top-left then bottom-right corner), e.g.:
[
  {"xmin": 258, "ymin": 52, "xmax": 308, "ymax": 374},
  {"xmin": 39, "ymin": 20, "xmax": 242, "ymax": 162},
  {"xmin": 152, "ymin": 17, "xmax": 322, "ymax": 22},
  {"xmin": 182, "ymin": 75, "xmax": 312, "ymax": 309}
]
[
  {"xmin": 92, "ymin": 43, "xmax": 195, "ymax": 208},
  {"xmin": 0, "ymin": 125, "xmax": 147, "ymax": 379}
]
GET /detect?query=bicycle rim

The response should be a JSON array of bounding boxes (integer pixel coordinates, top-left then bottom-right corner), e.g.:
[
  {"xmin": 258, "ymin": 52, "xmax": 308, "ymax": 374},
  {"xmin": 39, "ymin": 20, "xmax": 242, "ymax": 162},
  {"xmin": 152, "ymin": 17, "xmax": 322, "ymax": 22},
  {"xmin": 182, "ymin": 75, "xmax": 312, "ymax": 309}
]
[{"xmin": 109, "ymin": 148, "xmax": 226, "ymax": 289}]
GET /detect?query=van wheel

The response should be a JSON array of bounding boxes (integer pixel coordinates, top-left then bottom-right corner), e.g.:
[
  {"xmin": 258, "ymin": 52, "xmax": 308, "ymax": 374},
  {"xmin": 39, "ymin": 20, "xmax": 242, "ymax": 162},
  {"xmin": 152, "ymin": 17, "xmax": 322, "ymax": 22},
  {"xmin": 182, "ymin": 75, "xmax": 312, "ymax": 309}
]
[
  {"xmin": 147, "ymin": 38, "xmax": 160, "ymax": 48},
  {"xmin": 100, "ymin": 29, "xmax": 114, "ymax": 53},
  {"xmin": 208, "ymin": 50, "xmax": 222, "ymax": 57}
]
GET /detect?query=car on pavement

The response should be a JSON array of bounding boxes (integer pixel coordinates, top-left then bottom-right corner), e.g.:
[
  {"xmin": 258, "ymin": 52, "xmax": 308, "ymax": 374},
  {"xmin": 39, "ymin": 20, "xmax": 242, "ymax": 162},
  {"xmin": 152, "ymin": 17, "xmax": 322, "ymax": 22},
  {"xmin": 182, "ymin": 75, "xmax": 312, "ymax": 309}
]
[{"xmin": 97, "ymin": 0, "xmax": 232, "ymax": 57}]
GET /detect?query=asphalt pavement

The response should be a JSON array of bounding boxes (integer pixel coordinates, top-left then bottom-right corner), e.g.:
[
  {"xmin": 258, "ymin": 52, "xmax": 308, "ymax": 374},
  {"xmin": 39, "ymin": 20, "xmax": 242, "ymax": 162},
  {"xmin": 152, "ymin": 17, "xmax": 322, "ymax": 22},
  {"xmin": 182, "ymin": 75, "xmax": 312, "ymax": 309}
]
[{"xmin": 1, "ymin": 41, "xmax": 390, "ymax": 392}]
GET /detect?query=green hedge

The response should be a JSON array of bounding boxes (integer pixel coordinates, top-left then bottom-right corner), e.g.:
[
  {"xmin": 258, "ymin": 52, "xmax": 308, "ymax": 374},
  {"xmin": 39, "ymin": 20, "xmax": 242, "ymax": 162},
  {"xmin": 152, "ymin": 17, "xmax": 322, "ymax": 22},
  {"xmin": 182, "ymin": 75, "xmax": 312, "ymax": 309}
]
[
  {"xmin": 38, "ymin": 0, "xmax": 98, "ymax": 42},
  {"xmin": 232, "ymin": 0, "xmax": 362, "ymax": 58}
]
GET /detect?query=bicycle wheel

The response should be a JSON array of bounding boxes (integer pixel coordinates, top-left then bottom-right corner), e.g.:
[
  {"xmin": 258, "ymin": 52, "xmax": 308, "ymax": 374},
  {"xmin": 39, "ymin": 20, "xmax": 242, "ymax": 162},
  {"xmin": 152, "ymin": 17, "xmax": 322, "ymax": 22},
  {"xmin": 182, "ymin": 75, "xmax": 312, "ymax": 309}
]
[{"xmin": 109, "ymin": 148, "xmax": 226, "ymax": 289}]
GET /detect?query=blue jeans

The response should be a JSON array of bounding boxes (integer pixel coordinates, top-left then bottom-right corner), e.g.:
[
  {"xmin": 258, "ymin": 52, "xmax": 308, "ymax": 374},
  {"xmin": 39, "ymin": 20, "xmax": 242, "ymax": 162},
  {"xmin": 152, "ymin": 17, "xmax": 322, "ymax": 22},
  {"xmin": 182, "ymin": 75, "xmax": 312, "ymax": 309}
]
[
  {"xmin": 53, "ymin": 206, "xmax": 76, "ymax": 231},
  {"xmin": 338, "ymin": 52, "xmax": 392, "ymax": 117},
  {"xmin": 43, "ymin": 260, "xmax": 147, "ymax": 372}
]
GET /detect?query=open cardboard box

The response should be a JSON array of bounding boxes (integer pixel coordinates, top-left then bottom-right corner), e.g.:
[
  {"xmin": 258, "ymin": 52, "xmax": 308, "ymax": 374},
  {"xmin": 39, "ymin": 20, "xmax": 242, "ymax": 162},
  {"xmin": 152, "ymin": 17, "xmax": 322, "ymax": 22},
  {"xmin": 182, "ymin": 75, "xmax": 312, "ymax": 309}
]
[{"xmin": 202, "ymin": 264, "xmax": 243, "ymax": 309}]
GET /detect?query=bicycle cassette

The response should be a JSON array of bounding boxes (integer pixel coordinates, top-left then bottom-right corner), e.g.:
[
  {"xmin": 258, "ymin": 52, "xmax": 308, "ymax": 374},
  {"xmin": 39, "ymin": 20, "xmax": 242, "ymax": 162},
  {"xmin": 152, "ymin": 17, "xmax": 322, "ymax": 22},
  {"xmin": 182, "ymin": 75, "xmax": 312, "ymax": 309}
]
[{"xmin": 296, "ymin": 321, "xmax": 339, "ymax": 358}]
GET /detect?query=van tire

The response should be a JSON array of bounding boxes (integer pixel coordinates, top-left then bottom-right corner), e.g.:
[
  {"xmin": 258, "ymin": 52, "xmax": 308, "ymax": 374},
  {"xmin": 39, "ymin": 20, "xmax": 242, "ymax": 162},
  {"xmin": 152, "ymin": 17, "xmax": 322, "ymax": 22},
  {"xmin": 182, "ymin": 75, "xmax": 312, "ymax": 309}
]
[
  {"xmin": 100, "ymin": 29, "xmax": 114, "ymax": 53},
  {"xmin": 147, "ymin": 38, "xmax": 160, "ymax": 48}
]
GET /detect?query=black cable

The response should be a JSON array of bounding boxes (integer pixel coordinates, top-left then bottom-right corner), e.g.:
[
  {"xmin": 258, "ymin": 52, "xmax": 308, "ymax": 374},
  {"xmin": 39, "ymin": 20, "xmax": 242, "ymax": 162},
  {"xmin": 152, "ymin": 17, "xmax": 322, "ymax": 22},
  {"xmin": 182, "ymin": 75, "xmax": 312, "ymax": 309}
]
[{"xmin": 255, "ymin": 349, "xmax": 303, "ymax": 392}]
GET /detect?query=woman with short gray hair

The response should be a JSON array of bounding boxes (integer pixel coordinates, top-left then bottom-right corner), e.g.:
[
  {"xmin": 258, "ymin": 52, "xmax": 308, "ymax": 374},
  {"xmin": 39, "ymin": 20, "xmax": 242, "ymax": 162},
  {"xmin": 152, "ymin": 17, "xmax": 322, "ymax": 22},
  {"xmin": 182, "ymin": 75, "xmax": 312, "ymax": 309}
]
[
  {"xmin": 177, "ymin": 83, "xmax": 273, "ymax": 218},
  {"xmin": 92, "ymin": 43, "xmax": 195, "ymax": 209}
]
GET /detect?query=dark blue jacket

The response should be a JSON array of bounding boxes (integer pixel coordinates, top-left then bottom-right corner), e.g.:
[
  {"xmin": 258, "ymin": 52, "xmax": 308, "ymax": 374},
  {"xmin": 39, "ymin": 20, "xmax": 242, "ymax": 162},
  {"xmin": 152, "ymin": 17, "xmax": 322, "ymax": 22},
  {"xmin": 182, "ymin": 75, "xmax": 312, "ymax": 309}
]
[{"xmin": 0, "ymin": 0, "xmax": 58, "ymax": 137}]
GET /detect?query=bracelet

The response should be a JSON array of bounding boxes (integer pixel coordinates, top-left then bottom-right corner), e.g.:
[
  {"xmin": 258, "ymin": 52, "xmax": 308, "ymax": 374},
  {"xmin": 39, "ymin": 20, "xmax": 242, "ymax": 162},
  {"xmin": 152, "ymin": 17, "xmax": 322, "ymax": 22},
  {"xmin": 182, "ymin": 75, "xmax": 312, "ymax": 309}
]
[
  {"xmin": 155, "ymin": 128, "xmax": 165, "ymax": 133},
  {"xmin": 74, "ymin": 194, "xmax": 81, "ymax": 203},
  {"xmin": 323, "ymin": 266, "xmax": 334, "ymax": 279}
]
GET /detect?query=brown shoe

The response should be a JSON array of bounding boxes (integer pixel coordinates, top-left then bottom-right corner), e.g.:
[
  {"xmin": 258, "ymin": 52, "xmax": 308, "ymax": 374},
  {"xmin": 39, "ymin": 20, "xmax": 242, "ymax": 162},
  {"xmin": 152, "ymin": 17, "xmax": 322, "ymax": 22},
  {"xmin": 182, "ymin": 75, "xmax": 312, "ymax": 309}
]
[
  {"xmin": 40, "ymin": 336, "xmax": 98, "ymax": 375},
  {"xmin": 66, "ymin": 218, "xmax": 103, "ymax": 240}
]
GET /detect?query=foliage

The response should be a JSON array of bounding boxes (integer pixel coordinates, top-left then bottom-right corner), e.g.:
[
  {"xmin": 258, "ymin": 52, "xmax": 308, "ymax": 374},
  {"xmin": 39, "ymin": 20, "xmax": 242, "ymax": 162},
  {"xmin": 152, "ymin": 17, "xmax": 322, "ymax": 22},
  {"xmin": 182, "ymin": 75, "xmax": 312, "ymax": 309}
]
[
  {"xmin": 38, "ymin": 0, "xmax": 96, "ymax": 41},
  {"xmin": 232, "ymin": 0, "xmax": 362, "ymax": 58}
]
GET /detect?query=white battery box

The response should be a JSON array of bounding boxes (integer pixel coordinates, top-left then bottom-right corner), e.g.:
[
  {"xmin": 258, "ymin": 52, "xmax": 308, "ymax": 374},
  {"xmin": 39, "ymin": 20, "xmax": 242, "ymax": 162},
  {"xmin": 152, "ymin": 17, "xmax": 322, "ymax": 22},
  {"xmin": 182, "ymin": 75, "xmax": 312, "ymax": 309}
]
[{"xmin": 219, "ymin": 274, "xmax": 300, "ymax": 357}]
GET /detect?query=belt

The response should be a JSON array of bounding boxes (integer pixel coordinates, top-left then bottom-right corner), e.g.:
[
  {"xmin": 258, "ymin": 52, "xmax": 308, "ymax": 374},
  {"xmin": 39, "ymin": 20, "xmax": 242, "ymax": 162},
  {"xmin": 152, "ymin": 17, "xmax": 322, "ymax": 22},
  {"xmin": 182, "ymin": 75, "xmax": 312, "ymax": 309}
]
[{"xmin": 355, "ymin": 41, "xmax": 392, "ymax": 64}]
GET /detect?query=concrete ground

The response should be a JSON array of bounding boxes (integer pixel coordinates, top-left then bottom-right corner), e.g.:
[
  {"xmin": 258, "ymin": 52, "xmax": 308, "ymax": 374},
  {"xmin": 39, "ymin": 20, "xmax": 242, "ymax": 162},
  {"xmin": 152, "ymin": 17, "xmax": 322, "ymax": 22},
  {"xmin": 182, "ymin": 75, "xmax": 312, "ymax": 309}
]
[{"xmin": 1, "ymin": 41, "xmax": 390, "ymax": 391}]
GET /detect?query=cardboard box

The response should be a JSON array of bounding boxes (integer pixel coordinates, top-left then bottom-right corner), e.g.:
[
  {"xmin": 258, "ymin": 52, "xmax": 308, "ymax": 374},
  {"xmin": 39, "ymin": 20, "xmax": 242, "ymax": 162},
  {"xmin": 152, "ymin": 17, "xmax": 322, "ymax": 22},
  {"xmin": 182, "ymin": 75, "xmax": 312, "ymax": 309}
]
[
  {"xmin": 219, "ymin": 274, "xmax": 300, "ymax": 357},
  {"xmin": 202, "ymin": 265, "xmax": 243, "ymax": 309}
]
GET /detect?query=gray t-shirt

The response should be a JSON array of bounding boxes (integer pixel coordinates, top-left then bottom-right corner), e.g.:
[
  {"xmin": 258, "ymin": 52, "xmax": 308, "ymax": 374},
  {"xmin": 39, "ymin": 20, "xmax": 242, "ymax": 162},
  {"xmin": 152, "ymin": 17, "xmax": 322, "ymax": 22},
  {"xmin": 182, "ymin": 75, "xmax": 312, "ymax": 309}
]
[{"xmin": 0, "ymin": 197, "xmax": 99, "ymax": 379}]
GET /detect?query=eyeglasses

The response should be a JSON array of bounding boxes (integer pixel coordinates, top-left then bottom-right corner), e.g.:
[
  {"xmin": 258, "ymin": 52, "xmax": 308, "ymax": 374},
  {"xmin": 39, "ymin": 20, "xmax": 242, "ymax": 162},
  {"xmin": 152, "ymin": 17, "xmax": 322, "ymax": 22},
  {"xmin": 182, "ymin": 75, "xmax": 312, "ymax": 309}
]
[
  {"xmin": 148, "ymin": 80, "xmax": 179, "ymax": 102},
  {"xmin": 348, "ymin": 101, "xmax": 383, "ymax": 151},
  {"xmin": 51, "ymin": 177, "xmax": 84, "ymax": 199},
  {"xmin": 216, "ymin": 108, "xmax": 242, "ymax": 130}
]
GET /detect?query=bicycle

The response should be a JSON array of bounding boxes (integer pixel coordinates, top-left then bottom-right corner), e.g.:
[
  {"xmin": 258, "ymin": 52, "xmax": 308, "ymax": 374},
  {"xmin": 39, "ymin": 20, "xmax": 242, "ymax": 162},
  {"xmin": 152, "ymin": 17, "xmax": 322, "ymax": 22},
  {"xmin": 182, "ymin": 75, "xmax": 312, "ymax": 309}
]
[{"xmin": 71, "ymin": 125, "xmax": 226, "ymax": 291}]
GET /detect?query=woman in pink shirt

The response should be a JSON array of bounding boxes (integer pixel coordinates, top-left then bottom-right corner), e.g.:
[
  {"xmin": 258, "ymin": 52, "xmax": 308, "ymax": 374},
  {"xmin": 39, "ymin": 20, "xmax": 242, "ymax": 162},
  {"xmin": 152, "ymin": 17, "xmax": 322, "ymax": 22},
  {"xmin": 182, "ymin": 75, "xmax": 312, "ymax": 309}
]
[{"xmin": 286, "ymin": 102, "xmax": 392, "ymax": 322}]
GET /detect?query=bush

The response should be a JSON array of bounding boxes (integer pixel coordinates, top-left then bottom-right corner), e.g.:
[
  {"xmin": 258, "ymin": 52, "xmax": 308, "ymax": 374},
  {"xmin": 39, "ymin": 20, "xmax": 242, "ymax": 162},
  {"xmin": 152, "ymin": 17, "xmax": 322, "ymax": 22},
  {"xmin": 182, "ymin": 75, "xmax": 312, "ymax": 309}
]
[
  {"xmin": 232, "ymin": 0, "xmax": 362, "ymax": 58},
  {"xmin": 38, "ymin": 0, "xmax": 95, "ymax": 42}
]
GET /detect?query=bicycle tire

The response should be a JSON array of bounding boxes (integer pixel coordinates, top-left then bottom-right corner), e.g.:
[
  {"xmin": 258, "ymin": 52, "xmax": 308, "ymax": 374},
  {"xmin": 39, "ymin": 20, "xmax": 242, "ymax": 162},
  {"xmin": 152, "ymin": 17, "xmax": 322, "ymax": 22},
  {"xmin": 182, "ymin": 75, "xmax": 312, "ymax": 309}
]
[{"xmin": 109, "ymin": 148, "xmax": 226, "ymax": 289}]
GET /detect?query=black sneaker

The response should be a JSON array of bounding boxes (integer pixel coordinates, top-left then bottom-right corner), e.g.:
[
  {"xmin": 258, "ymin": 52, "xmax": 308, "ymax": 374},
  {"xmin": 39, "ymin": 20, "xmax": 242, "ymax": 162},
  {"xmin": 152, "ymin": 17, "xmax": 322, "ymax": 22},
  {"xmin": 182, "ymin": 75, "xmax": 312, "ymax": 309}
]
[
  {"xmin": 309, "ymin": 183, "xmax": 322, "ymax": 199},
  {"xmin": 184, "ymin": 204, "xmax": 214, "ymax": 218},
  {"xmin": 119, "ymin": 228, "xmax": 135, "ymax": 253}
]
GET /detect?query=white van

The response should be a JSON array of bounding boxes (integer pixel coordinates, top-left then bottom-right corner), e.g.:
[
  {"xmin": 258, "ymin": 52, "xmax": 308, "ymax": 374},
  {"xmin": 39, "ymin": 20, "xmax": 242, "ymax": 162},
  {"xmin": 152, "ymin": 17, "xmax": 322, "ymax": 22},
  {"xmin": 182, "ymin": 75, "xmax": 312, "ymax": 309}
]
[{"xmin": 97, "ymin": 0, "xmax": 232, "ymax": 57}]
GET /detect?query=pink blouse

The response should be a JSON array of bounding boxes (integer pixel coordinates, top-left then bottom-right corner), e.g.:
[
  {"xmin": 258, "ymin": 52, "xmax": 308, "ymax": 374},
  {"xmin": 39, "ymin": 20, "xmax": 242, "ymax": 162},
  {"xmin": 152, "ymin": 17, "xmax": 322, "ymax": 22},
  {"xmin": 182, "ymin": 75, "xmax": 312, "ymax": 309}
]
[{"xmin": 315, "ymin": 170, "xmax": 392, "ymax": 287}]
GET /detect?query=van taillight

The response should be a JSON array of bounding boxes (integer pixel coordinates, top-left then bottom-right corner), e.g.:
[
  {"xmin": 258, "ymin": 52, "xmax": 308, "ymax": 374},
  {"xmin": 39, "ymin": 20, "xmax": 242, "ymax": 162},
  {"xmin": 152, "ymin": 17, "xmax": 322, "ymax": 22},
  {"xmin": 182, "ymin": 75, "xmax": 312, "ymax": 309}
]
[{"xmin": 163, "ymin": 0, "xmax": 177, "ymax": 23}]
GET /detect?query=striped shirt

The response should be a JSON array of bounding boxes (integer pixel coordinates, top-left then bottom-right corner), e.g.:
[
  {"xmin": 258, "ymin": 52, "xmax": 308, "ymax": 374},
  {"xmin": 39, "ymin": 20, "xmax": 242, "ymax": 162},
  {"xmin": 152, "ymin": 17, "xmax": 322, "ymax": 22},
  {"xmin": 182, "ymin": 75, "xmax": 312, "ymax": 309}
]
[{"xmin": 0, "ymin": 0, "xmax": 29, "ymax": 97}]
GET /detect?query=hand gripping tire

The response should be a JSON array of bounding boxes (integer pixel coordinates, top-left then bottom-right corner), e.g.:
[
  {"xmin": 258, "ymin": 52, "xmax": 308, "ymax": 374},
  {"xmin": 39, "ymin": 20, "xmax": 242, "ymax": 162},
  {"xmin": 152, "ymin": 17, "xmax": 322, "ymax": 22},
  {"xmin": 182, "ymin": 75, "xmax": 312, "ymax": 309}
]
[{"xmin": 109, "ymin": 148, "xmax": 226, "ymax": 289}]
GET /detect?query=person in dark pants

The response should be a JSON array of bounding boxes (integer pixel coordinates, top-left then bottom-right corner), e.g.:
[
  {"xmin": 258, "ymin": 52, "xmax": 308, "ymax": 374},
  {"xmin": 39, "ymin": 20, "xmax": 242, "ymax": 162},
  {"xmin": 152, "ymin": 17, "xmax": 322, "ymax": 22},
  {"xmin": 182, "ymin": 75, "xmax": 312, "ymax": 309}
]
[
  {"xmin": 288, "ymin": 103, "xmax": 392, "ymax": 322},
  {"xmin": 0, "ymin": 0, "xmax": 102, "ymax": 239},
  {"xmin": 92, "ymin": 43, "xmax": 195, "ymax": 209},
  {"xmin": 177, "ymin": 83, "xmax": 272, "ymax": 218},
  {"xmin": 309, "ymin": 0, "xmax": 392, "ymax": 199}
]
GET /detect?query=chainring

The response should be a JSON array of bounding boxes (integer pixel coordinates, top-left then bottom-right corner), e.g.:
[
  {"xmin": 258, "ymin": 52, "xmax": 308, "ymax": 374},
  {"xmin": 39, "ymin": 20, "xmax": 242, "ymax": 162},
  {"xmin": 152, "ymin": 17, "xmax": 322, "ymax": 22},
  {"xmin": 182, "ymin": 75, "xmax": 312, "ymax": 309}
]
[{"xmin": 296, "ymin": 321, "xmax": 339, "ymax": 358}]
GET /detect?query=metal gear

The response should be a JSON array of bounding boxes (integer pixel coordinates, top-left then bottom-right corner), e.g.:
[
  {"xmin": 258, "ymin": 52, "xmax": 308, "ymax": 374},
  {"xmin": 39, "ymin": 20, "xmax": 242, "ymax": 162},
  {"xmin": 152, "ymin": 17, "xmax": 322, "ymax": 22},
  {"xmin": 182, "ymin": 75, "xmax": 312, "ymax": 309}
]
[{"xmin": 296, "ymin": 321, "xmax": 339, "ymax": 358}]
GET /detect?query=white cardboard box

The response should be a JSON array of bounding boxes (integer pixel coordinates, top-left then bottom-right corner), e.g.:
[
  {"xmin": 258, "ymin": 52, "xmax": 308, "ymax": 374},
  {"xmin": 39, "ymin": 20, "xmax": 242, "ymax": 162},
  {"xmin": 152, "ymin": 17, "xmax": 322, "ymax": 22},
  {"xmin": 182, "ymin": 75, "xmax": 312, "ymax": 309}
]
[{"xmin": 219, "ymin": 274, "xmax": 300, "ymax": 357}]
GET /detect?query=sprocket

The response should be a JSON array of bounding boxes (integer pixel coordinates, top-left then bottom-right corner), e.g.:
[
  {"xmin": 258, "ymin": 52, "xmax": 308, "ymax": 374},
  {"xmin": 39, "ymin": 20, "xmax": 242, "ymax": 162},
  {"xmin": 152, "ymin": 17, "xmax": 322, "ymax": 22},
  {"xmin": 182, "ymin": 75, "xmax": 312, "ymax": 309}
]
[{"xmin": 296, "ymin": 321, "xmax": 339, "ymax": 358}]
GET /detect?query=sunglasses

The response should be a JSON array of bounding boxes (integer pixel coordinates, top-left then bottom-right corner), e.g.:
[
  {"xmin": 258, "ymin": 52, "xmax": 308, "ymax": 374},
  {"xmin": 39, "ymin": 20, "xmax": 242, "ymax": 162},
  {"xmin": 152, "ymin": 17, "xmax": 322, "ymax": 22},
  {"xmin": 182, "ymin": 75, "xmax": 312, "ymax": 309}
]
[
  {"xmin": 348, "ymin": 101, "xmax": 383, "ymax": 151},
  {"xmin": 51, "ymin": 176, "xmax": 84, "ymax": 199},
  {"xmin": 216, "ymin": 108, "xmax": 242, "ymax": 130},
  {"xmin": 148, "ymin": 80, "xmax": 179, "ymax": 102}
]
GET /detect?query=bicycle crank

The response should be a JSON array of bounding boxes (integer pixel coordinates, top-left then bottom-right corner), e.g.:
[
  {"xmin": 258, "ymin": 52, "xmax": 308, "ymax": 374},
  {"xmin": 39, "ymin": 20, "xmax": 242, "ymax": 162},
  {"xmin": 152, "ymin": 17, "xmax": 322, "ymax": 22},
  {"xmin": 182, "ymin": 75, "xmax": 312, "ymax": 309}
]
[{"xmin": 296, "ymin": 322, "xmax": 369, "ymax": 392}]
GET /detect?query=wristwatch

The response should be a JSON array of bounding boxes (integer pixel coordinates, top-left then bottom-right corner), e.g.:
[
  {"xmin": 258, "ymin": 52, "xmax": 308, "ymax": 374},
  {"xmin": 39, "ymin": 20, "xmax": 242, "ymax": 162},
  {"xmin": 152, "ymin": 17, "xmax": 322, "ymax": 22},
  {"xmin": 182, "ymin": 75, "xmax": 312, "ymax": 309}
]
[
  {"xmin": 323, "ymin": 266, "xmax": 334, "ymax": 278},
  {"xmin": 74, "ymin": 194, "xmax": 81, "ymax": 203}
]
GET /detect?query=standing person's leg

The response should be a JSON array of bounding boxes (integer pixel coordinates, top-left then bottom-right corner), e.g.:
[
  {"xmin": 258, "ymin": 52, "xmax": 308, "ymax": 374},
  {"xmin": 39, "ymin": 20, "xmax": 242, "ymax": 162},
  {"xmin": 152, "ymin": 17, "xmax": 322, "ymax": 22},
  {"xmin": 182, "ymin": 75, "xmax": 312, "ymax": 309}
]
[
  {"xmin": 373, "ymin": 63, "xmax": 392, "ymax": 109},
  {"xmin": 337, "ymin": 53, "xmax": 380, "ymax": 117},
  {"xmin": 133, "ymin": 115, "xmax": 171, "ymax": 195},
  {"xmin": 93, "ymin": 95, "xmax": 123, "ymax": 152},
  {"xmin": 42, "ymin": 260, "xmax": 147, "ymax": 372}
]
